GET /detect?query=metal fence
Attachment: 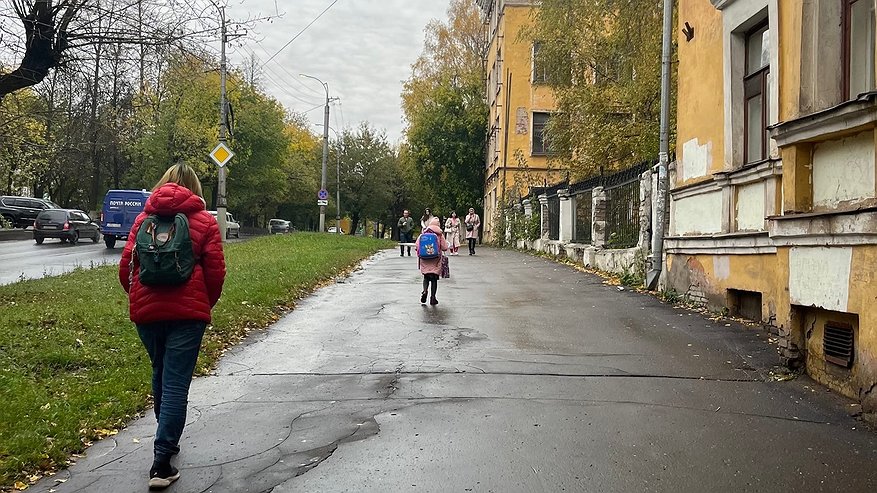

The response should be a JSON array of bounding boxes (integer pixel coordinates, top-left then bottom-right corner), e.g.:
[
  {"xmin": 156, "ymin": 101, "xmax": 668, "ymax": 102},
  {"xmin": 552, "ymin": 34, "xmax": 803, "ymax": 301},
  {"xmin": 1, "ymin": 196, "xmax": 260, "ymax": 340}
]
[
  {"xmin": 573, "ymin": 190, "xmax": 592, "ymax": 243},
  {"xmin": 547, "ymin": 194, "xmax": 560, "ymax": 240},
  {"xmin": 604, "ymin": 178, "xmax": 640, "ymax": 248}
]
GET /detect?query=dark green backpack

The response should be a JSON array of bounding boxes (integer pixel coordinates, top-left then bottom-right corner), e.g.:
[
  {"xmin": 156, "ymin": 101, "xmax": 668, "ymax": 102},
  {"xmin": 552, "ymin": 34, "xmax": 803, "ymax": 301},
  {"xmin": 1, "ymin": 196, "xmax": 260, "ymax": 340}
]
[{"xmin": 134, "ymin": 213, "xmax": 195, "ymax": 286}]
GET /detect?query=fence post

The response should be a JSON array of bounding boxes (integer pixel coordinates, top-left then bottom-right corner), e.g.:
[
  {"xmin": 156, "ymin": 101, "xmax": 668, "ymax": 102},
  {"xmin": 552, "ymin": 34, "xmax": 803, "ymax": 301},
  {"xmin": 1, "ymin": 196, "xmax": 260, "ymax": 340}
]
[
  {"xmin": 639, "ymin": 170, "xmax": 653, "ymax": 249},
  {"xmin": 538, "ymin": 193, "xmax": 550, "ymax": 239},
  {"xmin": 558, "ymin": 188, "xmax": 573, "ymax": 242},
  {"xmin": 591, "ymin": 187, "xmax": 607, "ymax": 248}
]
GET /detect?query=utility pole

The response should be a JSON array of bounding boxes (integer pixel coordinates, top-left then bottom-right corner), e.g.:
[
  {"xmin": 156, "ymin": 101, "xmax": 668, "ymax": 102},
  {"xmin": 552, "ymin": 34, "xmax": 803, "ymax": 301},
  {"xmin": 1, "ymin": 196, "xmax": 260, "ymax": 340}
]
[
  {"xmin": 210, "ymin": 3, "xmax": 243, "ymax": 242},
  {"xmin": 646, "ymin": 0, "xmax": 673, "ymax": 290},
  {"xmin": 335, "ymin": 130, "xmax": 342, "ymax": 234},
  {"xmin": 301, "ymin": 74, "xmax": 335, "ymax": 232},
  {"xmin": 217, "ymin": 5, "xmax": 229, "ymax": 241}
]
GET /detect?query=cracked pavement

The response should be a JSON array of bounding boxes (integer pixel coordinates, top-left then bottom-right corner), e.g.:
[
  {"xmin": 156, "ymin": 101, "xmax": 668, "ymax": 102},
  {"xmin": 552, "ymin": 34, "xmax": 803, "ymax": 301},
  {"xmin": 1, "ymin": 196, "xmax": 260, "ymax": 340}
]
[{"xmin": 30, "ymin": 248, "xmax": 877, "ymax": 492}]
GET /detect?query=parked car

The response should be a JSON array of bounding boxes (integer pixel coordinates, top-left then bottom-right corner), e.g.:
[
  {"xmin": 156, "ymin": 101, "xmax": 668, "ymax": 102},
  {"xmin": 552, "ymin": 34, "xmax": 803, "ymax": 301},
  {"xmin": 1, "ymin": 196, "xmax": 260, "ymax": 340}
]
[
  {"xmin": 208, "ymin": 211, "xmax": 241, "ymax": 238},
  {"xmin": 327, "ymin": 226, "xmax": 344, "ymax": 234},
  {"xmin": 100, "ymin": 189, "xmax": 151, "ymax": 249},
  {"xmin": 269, "ymin": 218, "xmax": 291, "ymax": 234},
  {"xmin": 0, "ymin": 195, "xmax": 61, "ymax": 228},
  {"xmin": 33, "ymin": 209, "xmax": 101, "ymax": 245}
]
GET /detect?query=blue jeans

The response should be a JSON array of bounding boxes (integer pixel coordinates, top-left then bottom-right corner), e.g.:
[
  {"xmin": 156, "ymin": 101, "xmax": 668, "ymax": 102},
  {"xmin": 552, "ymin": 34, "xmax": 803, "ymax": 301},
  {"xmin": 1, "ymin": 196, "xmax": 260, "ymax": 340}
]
[{"xmin": 137, "ymin": 320, "xmax": 206, "ymax": 463}]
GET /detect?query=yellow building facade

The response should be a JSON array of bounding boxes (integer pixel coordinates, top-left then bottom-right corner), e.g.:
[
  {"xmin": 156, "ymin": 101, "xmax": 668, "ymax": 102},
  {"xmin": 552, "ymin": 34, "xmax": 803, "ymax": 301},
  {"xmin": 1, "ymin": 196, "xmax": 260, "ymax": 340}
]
[
  {"xmin": 670, "ymin": 0, "xmax": 877, "ymax": 416},
  {"xmin": 477, "ymin": 0, "xmax": 561, "ymax": 242}
]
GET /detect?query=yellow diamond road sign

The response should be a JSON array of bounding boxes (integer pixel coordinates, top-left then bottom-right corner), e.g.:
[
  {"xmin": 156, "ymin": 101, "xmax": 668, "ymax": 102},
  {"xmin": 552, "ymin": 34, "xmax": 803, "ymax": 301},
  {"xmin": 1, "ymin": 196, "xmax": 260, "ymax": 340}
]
[{"xmin": 210, "ymin": 142, "xmax": 234, "ymax": 167}]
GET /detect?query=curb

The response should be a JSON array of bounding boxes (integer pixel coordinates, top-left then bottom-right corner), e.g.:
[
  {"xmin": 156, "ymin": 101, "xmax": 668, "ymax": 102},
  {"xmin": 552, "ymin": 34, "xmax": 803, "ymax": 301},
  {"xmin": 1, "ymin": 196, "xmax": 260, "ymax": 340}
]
[{"xmin": 0, "ymin": 230, "xmax": 33, "ymax": 241}]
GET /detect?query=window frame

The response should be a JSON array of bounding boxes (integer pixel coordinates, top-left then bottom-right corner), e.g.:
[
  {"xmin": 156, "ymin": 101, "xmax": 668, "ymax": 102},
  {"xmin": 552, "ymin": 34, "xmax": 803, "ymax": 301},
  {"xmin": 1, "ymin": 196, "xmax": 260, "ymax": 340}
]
[
  {"xmin": 531, "ymin": 111, "xmax": 550, "ymax": 156},
  {"xmin": 532, "ymin": 41, "xmax": 548, "ymax": 85},
  {"xmin": 843, "ymin": 0, "xmax": 876, "ymax": 100},
  {"xmin": 743, "ymin": 22, "xmax": 770, "ymax": 164}
]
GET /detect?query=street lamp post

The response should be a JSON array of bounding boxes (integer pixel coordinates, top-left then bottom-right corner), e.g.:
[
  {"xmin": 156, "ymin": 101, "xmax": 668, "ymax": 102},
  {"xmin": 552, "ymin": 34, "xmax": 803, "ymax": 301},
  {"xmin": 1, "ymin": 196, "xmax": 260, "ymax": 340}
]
[
  {"xmin": 300, "ymin": 73, "xmax": 332, "ymax": 232},
  {"xmin": 325, "ymin": 126, "xmax": 342, "ymax": 235}
]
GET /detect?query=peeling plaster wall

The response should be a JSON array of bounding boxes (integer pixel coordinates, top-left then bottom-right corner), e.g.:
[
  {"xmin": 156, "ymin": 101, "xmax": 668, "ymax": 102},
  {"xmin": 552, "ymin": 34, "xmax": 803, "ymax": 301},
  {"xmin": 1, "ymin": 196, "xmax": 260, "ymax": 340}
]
[
  {"xmin": 789, "ymin": 247, "xmax": 852, "ymax": 313},
  {"xmin": 681, "ymin": 138, "xmax": 712, "ymax": 181},
  {"xmin": 672, "ymin": 190, "xmax": 723, "ymax": 235},
  {"xmin": 812, "ymin": 132, "xmax": 876, "ymax": 210},
  {"xmin": 676, "ymin": 0, "xmax": 725, "ymax": 183},
  {"xmin": 665, "ymin": 252, "xmax": 780, "ymax": 321},
  {"xmin": 736, "ymin": 181, "xmax": 766, "ymax": 231}
]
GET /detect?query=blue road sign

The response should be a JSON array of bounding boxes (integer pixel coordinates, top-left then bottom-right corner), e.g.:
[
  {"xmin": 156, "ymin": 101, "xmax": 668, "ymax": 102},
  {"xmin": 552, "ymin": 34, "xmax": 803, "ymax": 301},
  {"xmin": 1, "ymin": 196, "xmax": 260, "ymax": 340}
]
[{"xmin": 318, "ymin": 189, "xmax": 329, "ymax": 200}]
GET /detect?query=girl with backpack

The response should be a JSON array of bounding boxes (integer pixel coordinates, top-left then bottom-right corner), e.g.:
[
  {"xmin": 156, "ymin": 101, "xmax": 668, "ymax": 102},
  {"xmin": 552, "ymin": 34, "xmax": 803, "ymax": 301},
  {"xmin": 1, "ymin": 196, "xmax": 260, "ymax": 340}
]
[
  {"xmin": 118, "ymin": 163, "xmax": 226, "ymax": 490},
  {"xmin": 416, "ymin": 216, "xmax": 449, "ymax": 305}
]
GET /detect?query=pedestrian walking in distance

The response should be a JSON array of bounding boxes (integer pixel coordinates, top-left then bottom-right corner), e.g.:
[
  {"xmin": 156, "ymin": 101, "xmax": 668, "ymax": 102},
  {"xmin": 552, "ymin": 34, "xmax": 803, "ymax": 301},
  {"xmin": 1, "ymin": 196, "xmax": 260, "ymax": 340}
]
[
  {"xmin": 444, "ymin": 211, "xmax": 462, "ymax": 255},
  {"xmin": 420, "ymin": 208, "xmax": 433, "ymax": 230},
  {"xmin": 119, "ymin": 163, "xmax": 226, "ymax": 490},
  {"xmin": 416, "ymin": 217, "xmax": 449, "ymax": 305},
  {"xmin": 465, "ymin": 207, "xmax": 481, "ymax": 255},
  {"xmin": 397, "ymin": 209, "xmax": 415, "ymax": 256}
]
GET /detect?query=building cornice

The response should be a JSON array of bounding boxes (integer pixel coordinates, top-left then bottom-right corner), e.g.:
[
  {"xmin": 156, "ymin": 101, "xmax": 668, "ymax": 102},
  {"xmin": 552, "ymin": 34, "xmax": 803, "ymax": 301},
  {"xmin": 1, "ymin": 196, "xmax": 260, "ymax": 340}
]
[
  {"xmin": 770, "ymin": 92, "xmax": 877, "ymax": 147},
  {"xmin": 665, "ymin": 232, "xmax": 776, "ymax": 255},
  {"xmin": 769, "ymin": 208, "xmax": 877, "ymax": 247},
  {"xmin": 710, "ymin": 0, "xmax": 740, "ymax": 10}
]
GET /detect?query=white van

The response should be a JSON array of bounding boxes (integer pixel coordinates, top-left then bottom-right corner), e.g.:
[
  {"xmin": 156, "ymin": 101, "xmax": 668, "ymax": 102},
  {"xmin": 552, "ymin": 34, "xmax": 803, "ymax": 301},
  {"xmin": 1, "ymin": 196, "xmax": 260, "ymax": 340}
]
[{"xmin": 208, "ymin": 211, "xmax": 241, "ymax": 239}]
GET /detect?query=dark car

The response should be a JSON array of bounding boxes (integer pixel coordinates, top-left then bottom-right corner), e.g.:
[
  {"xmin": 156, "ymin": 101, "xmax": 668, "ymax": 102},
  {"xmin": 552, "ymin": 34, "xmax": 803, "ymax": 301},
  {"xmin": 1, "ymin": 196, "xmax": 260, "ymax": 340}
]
[
  {"xmin": 269, "ymin": 218, "xmax": 290, "ymax": 234},
  {"xmin": 33, "ymin": 209, "xmax": 101, "ymax": 245},
  {"xmin": 0, "ymin": 195, "xmax": 61, "ymax": 228}
]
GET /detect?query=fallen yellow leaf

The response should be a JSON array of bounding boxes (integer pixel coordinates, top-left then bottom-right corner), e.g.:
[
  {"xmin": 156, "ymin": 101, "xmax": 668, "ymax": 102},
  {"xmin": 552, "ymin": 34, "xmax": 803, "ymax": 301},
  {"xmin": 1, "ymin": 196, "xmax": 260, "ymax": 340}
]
[{"xmin": 14, "ymin": 481, "xmax": 28, "ymax": 490}]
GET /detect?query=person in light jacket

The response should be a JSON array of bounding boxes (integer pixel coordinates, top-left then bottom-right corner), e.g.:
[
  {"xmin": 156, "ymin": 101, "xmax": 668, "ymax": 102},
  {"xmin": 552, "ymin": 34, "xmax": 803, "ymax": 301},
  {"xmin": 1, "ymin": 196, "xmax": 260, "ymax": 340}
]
[
  {"xmin": 119, "ymin": 163, "xmax": 226, "ymax": 490},
  {"xmin": 464, "ymin": 207, "xmax": 481, "ymax": 255},
  {"xmin": 420, "ymin": 208, "xmax": 433, "ymax": 230},
  {"xmin": 444, "ymin": 211, "xmax": 462, "ymax": 255},
  {"xmin": 415, "ymin": 217, "xmax": 449, "ymax": 305}
]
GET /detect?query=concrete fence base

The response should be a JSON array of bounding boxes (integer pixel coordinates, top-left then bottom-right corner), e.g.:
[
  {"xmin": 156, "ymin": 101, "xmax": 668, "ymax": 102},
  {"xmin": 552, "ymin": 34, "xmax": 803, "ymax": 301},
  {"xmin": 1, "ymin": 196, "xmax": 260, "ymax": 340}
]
[{"xmin": 517, "ymin": 239, "xmax": 646, "ymax": 278}]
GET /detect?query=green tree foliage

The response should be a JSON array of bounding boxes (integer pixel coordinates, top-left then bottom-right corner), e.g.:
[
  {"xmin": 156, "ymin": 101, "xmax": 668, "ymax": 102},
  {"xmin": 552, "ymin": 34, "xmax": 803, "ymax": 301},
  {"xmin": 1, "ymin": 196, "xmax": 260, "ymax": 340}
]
[
  {"xmin": 122, "ymin": 53, "xmax": 321, "ymax": 228},
  {"xmin": 401, "ymin": 0, "xmax": 487, "ymax": 215},
  {"xmin": 529, "ymin": 0, "xmax": 674, "ymax": 179},
  {"xmin": 332, "ymin": 123, "xmax": 398, "ymax": 235},
  {"xmin": 0, "ymin": 89, "xmax": 47, "ymax": 194}
]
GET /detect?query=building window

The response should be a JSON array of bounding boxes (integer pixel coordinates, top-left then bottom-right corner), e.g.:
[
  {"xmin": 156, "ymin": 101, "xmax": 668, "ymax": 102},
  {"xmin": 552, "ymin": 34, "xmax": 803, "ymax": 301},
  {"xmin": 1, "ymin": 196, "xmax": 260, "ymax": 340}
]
[
  {"xmin": 532, "ymin": 41, "xmax": 549, "ymax": 84},
  {"xmin": 744, "ymin": 23, "xmax": 770, "ymax": 164},
  {"xmin": 844, "ymin": 0, "xmax": 876, "ymax": 99},
  {"xmin": 532, "ymin": 112, "xmax": 550, "ymax": 155}
]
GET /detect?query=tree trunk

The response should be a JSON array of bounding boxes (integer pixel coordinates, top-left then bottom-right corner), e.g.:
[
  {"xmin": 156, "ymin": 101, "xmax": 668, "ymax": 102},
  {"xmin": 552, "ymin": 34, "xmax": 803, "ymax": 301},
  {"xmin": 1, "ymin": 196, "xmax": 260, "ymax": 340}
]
[
  {"xmin": 350, "ymin": 213, "xmax": 360, "ymax": 236},
  {"xmin": 0, "ymin": 2, "xmax": 78, "ymax": 100}
]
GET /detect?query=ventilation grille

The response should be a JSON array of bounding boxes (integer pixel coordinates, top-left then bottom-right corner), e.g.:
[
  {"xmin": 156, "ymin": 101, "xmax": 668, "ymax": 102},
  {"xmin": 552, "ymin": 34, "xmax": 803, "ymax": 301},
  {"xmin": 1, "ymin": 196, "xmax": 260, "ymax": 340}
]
[{"xmin": 823, "ymin": 322, "xmax": 854, "ymax": 368}]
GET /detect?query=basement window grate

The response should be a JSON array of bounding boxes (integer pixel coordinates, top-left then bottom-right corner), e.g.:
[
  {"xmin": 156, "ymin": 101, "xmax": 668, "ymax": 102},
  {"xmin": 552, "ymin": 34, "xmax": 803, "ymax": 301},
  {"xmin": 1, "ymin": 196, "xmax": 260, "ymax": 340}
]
[{"xmin": 823, "ymin": 322, "xmax": 854, "ymax": 368}]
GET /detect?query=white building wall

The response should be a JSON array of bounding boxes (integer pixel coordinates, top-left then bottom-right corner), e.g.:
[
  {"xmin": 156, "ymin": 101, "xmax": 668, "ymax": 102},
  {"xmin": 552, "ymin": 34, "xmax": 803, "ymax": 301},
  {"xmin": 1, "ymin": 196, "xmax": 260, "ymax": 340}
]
[
  {"xmin": 812, "ymin": 132, "xmax": 876, "ymax": 209},
  {"xmin": 736, "ymin": 181, "xmax": 766, "ymax": 231},
  {"xmin": 788, "ymin": 246, "xmax": 852, "ymax": 312},
  {"xmin": 673, "ymin": 190, "xmax": 724, "ymax": 235}
]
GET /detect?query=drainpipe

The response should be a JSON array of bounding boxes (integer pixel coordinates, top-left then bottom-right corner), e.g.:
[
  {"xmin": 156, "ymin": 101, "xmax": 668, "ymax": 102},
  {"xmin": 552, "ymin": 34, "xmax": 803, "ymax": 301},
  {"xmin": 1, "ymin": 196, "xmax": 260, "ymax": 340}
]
[{"xmin": 646, "ymin": 0, "xmax": 673, "ymax": 290}]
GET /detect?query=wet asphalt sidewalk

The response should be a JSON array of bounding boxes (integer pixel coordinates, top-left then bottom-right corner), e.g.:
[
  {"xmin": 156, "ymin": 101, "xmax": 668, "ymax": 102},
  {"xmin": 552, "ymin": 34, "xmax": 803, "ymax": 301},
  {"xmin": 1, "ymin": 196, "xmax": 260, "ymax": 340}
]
[{"xmin": 30, "ymin": 247, "xmax": 877, "ymax": 492}]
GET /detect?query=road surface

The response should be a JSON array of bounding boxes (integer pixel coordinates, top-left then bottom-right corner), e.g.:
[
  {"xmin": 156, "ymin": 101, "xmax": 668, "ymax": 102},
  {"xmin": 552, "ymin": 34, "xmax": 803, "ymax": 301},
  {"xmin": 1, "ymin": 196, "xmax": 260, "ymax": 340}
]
[
  {"xmin": 0, "ymin": 238, "xmax": 121, "ymax": 286},
  {"xmin": 29, "ymin": 248, "xmax": 877, "ymax": 492}
]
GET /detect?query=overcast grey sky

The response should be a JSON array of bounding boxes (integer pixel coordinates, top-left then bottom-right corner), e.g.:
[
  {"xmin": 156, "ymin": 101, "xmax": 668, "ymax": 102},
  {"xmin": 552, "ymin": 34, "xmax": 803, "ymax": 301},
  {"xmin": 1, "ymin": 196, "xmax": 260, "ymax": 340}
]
[{"xmin": 225, "ymin": 0, "xmax": 452, "ymax": 143}]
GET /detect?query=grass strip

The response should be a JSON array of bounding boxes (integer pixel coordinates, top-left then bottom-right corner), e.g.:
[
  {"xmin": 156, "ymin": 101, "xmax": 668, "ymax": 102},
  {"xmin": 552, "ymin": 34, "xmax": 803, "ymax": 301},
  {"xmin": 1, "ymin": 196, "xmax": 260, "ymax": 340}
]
[{"xmin": 0, "ymin": 233, "xmax": 391, "ymax": 487}]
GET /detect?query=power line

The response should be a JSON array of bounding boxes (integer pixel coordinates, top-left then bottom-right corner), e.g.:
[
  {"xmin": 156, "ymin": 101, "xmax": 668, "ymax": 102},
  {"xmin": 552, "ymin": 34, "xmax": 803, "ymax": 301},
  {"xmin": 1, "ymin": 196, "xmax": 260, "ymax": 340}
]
[
  {"xmin": 236, "ymin": 44, "xmax": 323, "ymax": 105},
  {"xmin": 252, "ymin": 38, "xmax": 324, "ymax": 96},
  {"xmin": 262, "ymin": 0, "xmax": 340, "ymax": 66}
]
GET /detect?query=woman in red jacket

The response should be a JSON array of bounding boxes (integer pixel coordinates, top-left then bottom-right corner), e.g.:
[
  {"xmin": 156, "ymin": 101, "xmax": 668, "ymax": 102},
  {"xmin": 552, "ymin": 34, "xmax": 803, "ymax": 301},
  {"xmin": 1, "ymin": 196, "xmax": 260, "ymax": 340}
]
[{"xmin": 119, "ymin": 163, "xmax": 226, "ymax": 489}]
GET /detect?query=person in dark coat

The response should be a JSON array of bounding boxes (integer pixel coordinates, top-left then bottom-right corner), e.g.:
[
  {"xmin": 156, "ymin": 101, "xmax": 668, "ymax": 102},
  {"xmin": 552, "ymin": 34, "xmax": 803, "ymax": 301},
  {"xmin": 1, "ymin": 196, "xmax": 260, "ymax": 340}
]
[{"xmin": 119, "ymin": 163, "xmax": 226, "ymax": 489}]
